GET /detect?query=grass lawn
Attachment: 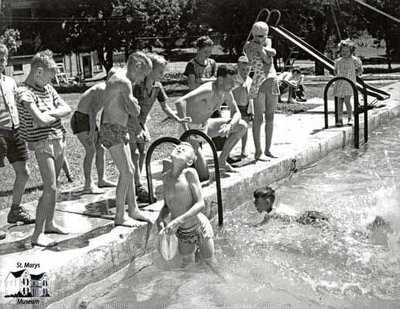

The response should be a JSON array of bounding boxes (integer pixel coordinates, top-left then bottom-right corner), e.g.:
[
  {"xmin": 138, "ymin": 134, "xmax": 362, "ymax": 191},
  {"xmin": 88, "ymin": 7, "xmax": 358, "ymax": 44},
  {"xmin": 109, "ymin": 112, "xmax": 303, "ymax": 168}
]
[{"xmin": 0, "ymin": 81, "xmax": 394, "ymax": 210}]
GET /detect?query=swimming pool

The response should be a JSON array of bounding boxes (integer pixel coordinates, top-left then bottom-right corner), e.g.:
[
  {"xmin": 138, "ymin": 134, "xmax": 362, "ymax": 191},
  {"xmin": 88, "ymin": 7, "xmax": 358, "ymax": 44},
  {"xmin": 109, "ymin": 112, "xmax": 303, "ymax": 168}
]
[{"xmin": 86, "ymin": 118, "xmax": 400, "ymax": 309}]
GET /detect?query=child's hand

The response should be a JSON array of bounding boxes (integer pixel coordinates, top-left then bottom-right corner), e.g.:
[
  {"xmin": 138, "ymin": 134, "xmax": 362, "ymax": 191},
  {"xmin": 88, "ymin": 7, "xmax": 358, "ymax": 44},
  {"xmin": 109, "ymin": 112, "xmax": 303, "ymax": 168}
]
[
  {"xmin": 248, "ymin": 113, "xmax": 254, "ymax": 121},
  {"xmin": 164, "ymin": 218, "xmax": 182, "ymax": 235},
  {"xmin": 177, "ymin": 116, "xmax": 192, "ymax": 124}
]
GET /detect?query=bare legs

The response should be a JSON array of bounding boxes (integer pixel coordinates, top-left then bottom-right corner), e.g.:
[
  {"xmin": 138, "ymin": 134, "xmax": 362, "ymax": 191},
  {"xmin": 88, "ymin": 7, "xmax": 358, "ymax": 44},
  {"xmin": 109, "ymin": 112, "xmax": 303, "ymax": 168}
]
[
  {"xmin": 336, "ymin": 96, "xmax": 352, "ymax": 126},
  {"xmin": 10, "ymin": 161, "xmax": 29, "ymax": 207},
  {"xmin": 32, "ymin": 151, "xmax": 67, "ymax": 247},
  {"xmin": 252, "ymin": 78, "xmax": 279, "ymax": 159},
  {"xmin": 108, "ymin": 143, "xmax": 153, "ymax": 226},
  {"xmin": 77, "ymin": 131, "xmax": 115, "ymax": 193}
]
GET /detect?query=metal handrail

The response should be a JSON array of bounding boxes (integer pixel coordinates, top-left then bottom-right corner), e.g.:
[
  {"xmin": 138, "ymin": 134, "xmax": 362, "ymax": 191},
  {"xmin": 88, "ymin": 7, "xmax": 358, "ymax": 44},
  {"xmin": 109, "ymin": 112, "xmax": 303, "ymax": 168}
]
[
  {"xmin": 180, "ymin": 129, "xmax": 223, "ymax": 226},
  {"xmin": 145, "ymin": 137, "xmax": 181, "ymax": 204},
  {"xmin": 269, "ymin": 9, "xmax": 281, "ymax": 27},
  {"xmin": 323, "ymin": 76, "xmax": 367, "ymax": 148}
]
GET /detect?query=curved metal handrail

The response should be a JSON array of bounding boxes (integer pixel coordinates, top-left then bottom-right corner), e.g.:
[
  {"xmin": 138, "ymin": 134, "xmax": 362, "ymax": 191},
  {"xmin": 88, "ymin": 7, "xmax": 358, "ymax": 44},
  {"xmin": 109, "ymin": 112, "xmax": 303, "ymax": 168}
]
[
  {"xmin": 145, "ymin": 137, "xmax": 181, "ymax": 204},
  {"xmin": 324, "ymin": 76, "xmax": 366, "ymax": 148},
  {"xmin": 269, "ymin": 9, "xmax": 281, "ymax": 27},
  {"xmin": 180, "ymin": 129, "xmax": 223, "ymax": 226}
]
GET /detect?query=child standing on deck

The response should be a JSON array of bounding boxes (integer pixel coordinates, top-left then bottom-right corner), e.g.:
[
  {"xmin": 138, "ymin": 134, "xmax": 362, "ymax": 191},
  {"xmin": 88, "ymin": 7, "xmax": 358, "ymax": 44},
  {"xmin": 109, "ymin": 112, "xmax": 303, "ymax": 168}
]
[
  {"xmin": 333, "ymin": 38, "xmax": 363, "ymax": 127},
  {"xmin": 156, "ymin": 142, "xmax": 214, "ymax": 267},
  {"xmin": 244, "ymin": 21, "xmax": 279, "ymax": 160},
  {"xmin": 17, "ymin": 50, "xmax": 72, "ymax": 247},
  {"xmin": 232, "ymin": 55, "xmax": 253, "ymax": 158}
]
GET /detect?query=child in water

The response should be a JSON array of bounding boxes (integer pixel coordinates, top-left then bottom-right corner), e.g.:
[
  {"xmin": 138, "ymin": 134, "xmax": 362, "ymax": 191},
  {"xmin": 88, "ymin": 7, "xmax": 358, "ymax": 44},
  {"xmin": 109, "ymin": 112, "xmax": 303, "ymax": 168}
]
[
  {"xmin": 156, "ymin": 142, "xmax": 215, "ymax": 267},
  {"xmin": 254, "ymin": 186, "xmax": 329, "ymax": 227},
  {"xmin": 333, "ymin": 38, "xmax": 363, "ymax": 127}
]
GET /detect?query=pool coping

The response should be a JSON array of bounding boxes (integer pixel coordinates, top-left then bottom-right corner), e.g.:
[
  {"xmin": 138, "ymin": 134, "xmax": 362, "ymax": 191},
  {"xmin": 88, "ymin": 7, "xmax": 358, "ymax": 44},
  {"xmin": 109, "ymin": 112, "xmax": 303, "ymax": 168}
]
[{"xmin": 1, "ymin": 83, "xmax": 400, "ymax": 309}]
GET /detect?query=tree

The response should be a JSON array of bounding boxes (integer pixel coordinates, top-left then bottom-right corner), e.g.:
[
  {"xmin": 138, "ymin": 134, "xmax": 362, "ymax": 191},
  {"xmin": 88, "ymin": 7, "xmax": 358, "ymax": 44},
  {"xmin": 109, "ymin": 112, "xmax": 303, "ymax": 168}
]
[
  {"xmin": 351, "ymin": 0, "xmax": 400, "ymax": 70},
  {"xmin": 0, "ymin": 28, "xmax": 22, "ymax": 54}
]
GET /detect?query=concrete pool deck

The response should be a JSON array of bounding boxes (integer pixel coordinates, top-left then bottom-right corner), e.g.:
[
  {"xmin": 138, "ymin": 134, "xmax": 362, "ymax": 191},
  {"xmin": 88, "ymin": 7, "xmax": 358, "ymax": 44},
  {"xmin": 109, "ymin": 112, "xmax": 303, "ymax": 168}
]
[{"xmin": 1, "ymin": 82, "xmax": 400, "ymax": 308}]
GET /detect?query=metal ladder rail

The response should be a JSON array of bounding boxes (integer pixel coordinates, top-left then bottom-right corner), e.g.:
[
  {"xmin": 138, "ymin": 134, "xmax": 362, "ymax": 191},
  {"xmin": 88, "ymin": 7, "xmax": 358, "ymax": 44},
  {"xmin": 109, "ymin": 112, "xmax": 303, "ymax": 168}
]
[
  {"xmin": 180, "ymin": 130, "xmax": 223, "ymax": 226},
  {"xmin": 323, "ymin": 77, "xmax": 367, "ymax": 148}
]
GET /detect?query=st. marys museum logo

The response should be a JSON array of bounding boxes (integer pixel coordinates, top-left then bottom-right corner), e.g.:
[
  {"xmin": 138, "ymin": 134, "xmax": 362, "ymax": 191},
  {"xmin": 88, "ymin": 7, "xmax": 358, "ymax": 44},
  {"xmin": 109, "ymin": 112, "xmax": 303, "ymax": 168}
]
[{"xmin": 4, "ymin": 263, "xmax": 50, "ymax": 305}]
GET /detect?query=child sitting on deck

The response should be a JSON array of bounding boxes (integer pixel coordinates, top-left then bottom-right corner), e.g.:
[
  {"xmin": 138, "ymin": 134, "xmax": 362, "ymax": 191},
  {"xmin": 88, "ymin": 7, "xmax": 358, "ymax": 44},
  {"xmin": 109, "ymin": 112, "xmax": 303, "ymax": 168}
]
[{"xmin": 156, "ymin": 142, "xmax": 215, "ymax": 267}]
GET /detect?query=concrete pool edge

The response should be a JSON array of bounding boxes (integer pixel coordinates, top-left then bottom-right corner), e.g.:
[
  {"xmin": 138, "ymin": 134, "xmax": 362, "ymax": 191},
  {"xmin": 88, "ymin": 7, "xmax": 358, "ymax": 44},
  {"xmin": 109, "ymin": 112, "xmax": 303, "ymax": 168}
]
[{"xmin": 2, "ymin": 85, "xmax": 400, "ymax": 309}]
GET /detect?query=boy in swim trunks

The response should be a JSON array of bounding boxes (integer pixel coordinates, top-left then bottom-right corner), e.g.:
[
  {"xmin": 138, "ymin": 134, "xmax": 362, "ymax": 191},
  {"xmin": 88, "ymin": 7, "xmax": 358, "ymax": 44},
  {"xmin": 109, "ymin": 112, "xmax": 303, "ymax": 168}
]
[
  {"xmin": 70, "ymin": 71, "xmax": 116, "ymax": 194},
  {"xmin": 156, "ymin": 142, "xmax": 214, "ymax": 267},
  {"xmin": 99, "ymin": 52, "xmax": 153, "ymax": 226},
  {"xmin": 17, "ymin": 50, "xmax": 72, "ymax": 247},
  {"xmin": 128, "ymin": 53, "xmax": 191, "ymax": 203}
]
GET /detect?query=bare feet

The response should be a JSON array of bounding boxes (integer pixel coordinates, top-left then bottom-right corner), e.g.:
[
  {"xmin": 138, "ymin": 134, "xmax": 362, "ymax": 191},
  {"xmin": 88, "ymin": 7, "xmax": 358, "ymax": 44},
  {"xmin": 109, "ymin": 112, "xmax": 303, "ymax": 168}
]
[
  {"xmin": 31, "ymin": 233, "xmax": 57, "ymax": 247},
  {"xmin": 44, "ymin": 223, "xmax": 69, "ymax": 235},
  {"xmin": 82, "ymin": 185, "xmax": 105, "ymax": 195},
  {"xmin": 115, "ymin": 215, "xmax": 141, "ymax": 227},
  {"xmin": 239, "ymin": 153, "xmax": 248, "ymax": 158},
  {"xmin": 98, "ymin": 180, "xmax": 117, "ymax": 188},
  {"xmin": 264, "ymin": 151, "xmax": 277, "ymax": 158},
  {"xmin": 254, "ymin": 151, "xmax": 270, "ymax": 162},
  {"xmin": 219, "ymin": 161, "xmax": 238, "ymax": 173},
  {"xmin": 129, "ymin": 210, "xmax": 154, "ymax": 224}
]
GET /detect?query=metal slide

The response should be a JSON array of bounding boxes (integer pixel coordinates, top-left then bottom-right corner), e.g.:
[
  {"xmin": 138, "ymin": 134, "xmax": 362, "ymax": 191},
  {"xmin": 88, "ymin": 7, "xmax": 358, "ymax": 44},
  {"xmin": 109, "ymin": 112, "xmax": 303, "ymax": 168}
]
[{"xmin": 270, "ymin": 25, "xmax": 390, "ymax": 101}]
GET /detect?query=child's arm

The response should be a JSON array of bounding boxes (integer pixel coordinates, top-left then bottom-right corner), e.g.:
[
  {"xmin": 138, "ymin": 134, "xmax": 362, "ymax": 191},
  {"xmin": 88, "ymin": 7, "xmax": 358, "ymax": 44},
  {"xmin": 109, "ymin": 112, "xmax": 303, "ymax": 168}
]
[
  {"xmin": 218, "ymin": 91, "xmax": 241, "ymax": 137},
  {"xmin": 24, "ymin": 101, "xmax": 57, "ymax": 126},
  {"xmin": 44, "ymin": 86, "xmax": 72, "ymax": 118},
  {"xmin": 121, "ymin": 80, "xmax": 141, "ymax": 117},
  {"xmin": 164, "ymin": 169, "xmax": 205, "ymax": 234},
  {"xmin": 334, "ymin": 59, "xmax": 339, "ymax": 76},
  {"xmin": 156, "ymin": 204, "xmax": 170, "ymax": 233},
  {"xmin": 354, "ymin": 56, "xmax": 363, "ymax": 76},
  {"xmin": 157, "ymin": 83, "xmax": 191, "ymax": 124}
]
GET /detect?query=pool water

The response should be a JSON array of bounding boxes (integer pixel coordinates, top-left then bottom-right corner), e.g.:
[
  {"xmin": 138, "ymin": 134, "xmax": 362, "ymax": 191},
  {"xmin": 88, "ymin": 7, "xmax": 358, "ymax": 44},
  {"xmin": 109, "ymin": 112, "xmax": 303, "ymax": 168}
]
[{"xmin": 86, "ymin": 118, "xmax": 400, "ymax": 309}]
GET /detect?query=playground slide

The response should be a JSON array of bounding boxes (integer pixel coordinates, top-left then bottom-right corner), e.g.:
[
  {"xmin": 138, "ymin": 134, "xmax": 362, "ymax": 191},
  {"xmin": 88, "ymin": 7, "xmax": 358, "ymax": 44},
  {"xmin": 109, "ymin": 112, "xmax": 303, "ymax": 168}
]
[{"xmin": 270, "ymin": 25, "xmax": 390, "ymax": 101}]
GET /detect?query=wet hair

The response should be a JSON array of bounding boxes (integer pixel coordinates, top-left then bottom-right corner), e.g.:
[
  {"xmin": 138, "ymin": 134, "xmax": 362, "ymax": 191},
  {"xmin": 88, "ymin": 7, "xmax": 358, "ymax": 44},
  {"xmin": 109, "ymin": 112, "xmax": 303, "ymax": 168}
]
[
  {"xmin": 253, "ymin": 186, "xmax": 275, "ymax": 204},
  {"xmin": 0, "ymin": 44, "xmax": 8, "ymax": 56},
  {"xmin": 238, "ymin": 55, "xmax": 249, "ymax": 64},
  {"xmin": 178, "ymin": 141, "xmax": 197, "ymax": 163},
  {"xmin": 195, "ymin": 36, "xmax": 214, "ymax": 50},
  {"xmin": 251, "ymin": 21, "xmax": 269, "ymax": 36},
  {"xmin": 338, "ymin": 38, "xmax": 356, "ymax": 54},
  {"xmin": 127, "ymin": 51, "xmax": 152, "ymax": 71},
  {"xmin": 147, "ymin": 53, "xmax": 168, "ymax": 68},
  {"xmin": 30, "ymin": 50, "xmax": 57, "ymax": 69},
  {"xmin": 217, "ymin": 64, "xmax": 236, "ymax": 77}
]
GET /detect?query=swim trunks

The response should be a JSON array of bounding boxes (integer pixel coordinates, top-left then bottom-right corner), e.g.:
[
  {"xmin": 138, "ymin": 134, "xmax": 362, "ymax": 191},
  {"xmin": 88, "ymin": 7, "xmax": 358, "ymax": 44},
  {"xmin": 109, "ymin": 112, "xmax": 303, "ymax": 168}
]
[
  {"xmin": 0, "ymin": 128, "xmax": 28, "ymax": 167},
  {"xmin": 70, "ymin": 111, "xmax": 98, "ymax": 135},
  {"xmin": 176, "ymin": 213, "xmax": 214, "ymax": 245},
  {"xmin": 99, "ymin": 123, "xmax": 129, "ymax": 149}
]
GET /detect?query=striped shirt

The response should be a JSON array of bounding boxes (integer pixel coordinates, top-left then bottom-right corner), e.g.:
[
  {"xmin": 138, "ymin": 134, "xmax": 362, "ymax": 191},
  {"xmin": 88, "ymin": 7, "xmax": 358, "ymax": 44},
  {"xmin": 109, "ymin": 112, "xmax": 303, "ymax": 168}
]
[
  {"xmin": 17, "ymin": 83, "xmax": 66, "ymax": 143},
  {"xmin": 184, "ymin": 58, "xmax": 217, "ymax": 80}
]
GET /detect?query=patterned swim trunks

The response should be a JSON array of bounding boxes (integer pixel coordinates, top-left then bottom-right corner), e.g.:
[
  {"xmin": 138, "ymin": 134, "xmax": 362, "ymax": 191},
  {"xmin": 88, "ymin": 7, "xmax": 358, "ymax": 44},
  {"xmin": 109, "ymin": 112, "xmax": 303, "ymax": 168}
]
[
  {"xmin": 99, "ymin": 123, "xmax": 130, "ymax": 149},
  {"xmin": 176, "ymin": 213, "xmax": 214, "ymax": 245}
]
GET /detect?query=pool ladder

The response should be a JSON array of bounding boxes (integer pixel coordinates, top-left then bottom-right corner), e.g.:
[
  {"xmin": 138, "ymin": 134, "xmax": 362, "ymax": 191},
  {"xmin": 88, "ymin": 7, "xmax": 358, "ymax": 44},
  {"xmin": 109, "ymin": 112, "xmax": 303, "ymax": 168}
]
[
  {"xmin": 145, "ymin": 130, "xmax": 223, "ymax": 226},
  {"xmin": 324, "ymin": 77, "xmax": 369, "ymax": 148}
]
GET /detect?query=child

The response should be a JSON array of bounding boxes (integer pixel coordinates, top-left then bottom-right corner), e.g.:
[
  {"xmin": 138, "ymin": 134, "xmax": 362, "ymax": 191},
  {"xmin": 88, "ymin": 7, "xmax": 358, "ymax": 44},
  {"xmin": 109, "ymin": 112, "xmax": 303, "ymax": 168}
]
[
  {"xmin": 232, "ymin": 55, "xmax": 253, "ymax": 158},
  {"xmin": 17, "ymin": 50, "xmax": 72, "ymax": 247},
  {"xmin": 99, "ymin": 52, "xmax": 153, "ymax": 227},
  {"xmin": 128, "ymin": 53, "xmax": 190, "ymax": 203},
  {"xmin": 254, "ymin": 186, "xmax": 328, "ymax": 227},
  {"xmin": 70, "ymin": 77, "xmax": 116, "ymax": 194},
  {"xmin": 156, "ymin": 142, "xmax": 214, "ymax": 267},
  {"xmin": 244, "ymin": 21, "xmax": 279, "ymax": 160},
  {"xmin": 184, "ymin": 36, "xmax": 217, "ymax": 91},
  {"xmin": 0, "ymin": 43, "xmax": 33, "ymax": 235},
  {"xmin": 333, "ymin": 38, "xmax": 363, "ymax": 127},
  {"xmin": 278, "ymin": 67, "xmax": 306, "ymax": 103}
]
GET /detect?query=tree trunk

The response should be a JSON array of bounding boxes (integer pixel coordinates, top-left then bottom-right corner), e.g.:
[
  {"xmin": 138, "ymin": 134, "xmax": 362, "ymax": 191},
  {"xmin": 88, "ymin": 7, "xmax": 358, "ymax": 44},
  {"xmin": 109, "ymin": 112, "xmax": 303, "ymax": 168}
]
[{"xmin": 97, "ymin": 45, "xmax": 113, "ymax": 73}]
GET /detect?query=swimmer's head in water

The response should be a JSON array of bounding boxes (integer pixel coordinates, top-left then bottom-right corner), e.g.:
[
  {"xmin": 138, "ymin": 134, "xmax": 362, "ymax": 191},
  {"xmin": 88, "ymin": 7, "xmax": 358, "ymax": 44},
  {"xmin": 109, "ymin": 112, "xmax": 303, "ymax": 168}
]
[
  {"xmin": 171, "ymin": 142, "xmax": 197, "ymax": 167},
  {"xmin": 127, "ymin": 51, "xmax": 152, "ymax": 84},
  {"xmin": 253, "ymin": 186, "xmax": 275, "ymax": 213}
]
